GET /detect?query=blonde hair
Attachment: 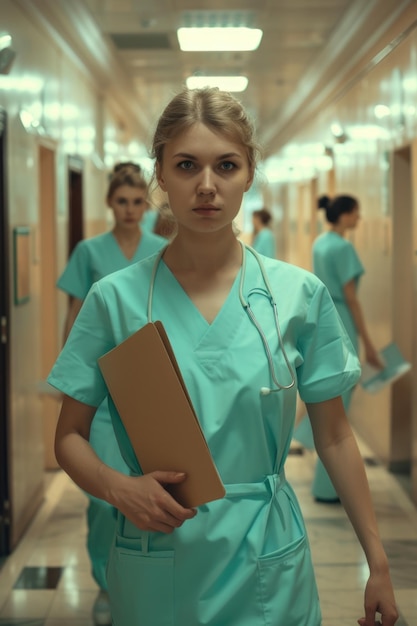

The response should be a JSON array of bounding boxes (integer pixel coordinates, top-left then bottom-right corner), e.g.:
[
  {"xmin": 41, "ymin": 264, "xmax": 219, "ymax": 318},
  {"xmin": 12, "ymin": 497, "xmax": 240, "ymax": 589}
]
[
  {"xmin": 107, "ymin": 162, "xmax": 148, "ymax": 202},
  {"xmin": 150, "ymin": 87, "xmax": 261, "ymax": 171}
]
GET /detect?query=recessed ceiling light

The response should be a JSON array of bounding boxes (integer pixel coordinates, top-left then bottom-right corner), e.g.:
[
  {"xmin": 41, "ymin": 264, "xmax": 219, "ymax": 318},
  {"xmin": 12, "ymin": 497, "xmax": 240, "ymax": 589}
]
[
  {"xmin": 177, "ymin": 27, "xmax": 263, "ymax": 52},
  {"xmin": 186, "ymin": 75, "xmax": 249, "ymax": 92}
]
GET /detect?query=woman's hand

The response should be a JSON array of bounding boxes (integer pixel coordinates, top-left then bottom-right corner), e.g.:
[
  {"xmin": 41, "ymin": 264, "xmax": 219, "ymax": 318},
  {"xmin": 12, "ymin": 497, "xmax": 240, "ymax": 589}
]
[
  {"xmin": 110, "ymin": 470, "xmax": 197, "ymax": 533},
  {"xmin": 364, "ymin": 342, "xmax": 384, "ymax": 369},
  {"xmin": 357, "ymin": 570, "xmax": 398, "ymax": 626}
]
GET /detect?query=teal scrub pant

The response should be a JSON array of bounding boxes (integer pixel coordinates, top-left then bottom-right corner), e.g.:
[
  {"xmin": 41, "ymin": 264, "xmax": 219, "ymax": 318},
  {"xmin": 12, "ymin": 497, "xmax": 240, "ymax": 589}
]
[
  {"xmin": 87, "ymin": 401, "xmax": 130, "ymax": 590},
  {"xmin": 86, "ymin": 499, "xmax": 117, "ymax": 590}
]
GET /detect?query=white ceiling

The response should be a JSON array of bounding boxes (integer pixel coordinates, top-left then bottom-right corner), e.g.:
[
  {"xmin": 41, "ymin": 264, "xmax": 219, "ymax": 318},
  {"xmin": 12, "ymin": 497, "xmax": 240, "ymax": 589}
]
[
  {"xmin": 84, "ymin": 0, "xmax": 352, "ymax": 126},
  {"xmin": 22, "ymin": 0, "xmax": 416, "ymax": 156}
]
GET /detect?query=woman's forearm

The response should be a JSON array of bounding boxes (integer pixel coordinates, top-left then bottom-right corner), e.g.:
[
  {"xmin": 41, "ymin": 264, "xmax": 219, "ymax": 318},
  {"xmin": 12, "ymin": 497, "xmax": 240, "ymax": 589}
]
[
  {"xmin": 55, "ymin": 428, "xmax": 124, "ymax": 505},
  {"xmin": 345, "ymin": 295, "xmax": 373, "ymax": 347},
  {"xmin": 54, "ymin": 396, "xmax": 125, "ymax": 506},
  {"xmin": 317, "ymin": 433, "xmax": 388, "ymax": 572}
]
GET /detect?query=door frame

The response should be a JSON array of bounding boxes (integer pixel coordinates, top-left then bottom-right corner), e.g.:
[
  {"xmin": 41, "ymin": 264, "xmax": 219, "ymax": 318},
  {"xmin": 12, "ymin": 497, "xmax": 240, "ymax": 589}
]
[
  {"xmin": 390, "ymin": 146, "xmax": 413, "ymax": 483},
  {"xmin": 0, "ymin": 107, "xmax": 11, "ymax": 555}
]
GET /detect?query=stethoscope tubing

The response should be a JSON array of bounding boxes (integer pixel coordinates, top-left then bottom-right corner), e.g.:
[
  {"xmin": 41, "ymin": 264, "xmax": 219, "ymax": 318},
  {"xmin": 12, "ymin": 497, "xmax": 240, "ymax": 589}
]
[
  {"xmin": 147, "ymin": 241, "xmax": 296, "ymax": 394},
  {"xmin": 239, "ymin": 243, "xmax": 296, "ymax": 392}
]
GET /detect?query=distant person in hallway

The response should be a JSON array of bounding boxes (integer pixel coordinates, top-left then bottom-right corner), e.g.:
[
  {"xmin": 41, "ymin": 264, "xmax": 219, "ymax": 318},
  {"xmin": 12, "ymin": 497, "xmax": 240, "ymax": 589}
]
[
  {"xmin": 251, "ymin": 207, "xmax": 276, "ymax": 257},
  {"xmin": 57, "ymin": 162, "xmax": 166, "ymax": 625},
  {"xmin": 295, "ymin": 193, "xmax": 383, "ymax": 503},
  {"xmin": 49, "ymin": 88, "xmax": 397, "ymax": 626}
]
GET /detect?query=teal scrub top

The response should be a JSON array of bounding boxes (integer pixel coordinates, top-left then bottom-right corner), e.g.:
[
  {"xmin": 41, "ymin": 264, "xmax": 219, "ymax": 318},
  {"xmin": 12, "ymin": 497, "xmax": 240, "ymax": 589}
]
[
  {"xmin": 48, "ymin": 250, "xmax": 360, "ymax": 626},
  {"xmin": 57, "ymin": 230, "xmax": 166, "ymax": 299},
  {"xmin": 57, "ymin": 229, "xmax": 166, "ymax": 472},
  {"xmin": 252, "ymin": 229, "xmax": 276, "ymax": 258},
  {"xmin": 312, "ymin": 231, "xmax": 364, "ymax": 352},
  {"xmin": 140, "ymin": 209, "xmax": 159, "ymax": 232}
]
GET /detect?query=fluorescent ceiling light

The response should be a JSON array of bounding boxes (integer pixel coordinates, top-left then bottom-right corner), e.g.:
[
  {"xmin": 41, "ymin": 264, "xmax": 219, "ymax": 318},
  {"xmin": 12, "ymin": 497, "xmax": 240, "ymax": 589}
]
[
  {"xmin": 374, "ymin": 104, "xmax": 391, "ymax": 119},
  {"xmin": 186, "ymin": 75, "xmax": 249, "ymax": 92},
  {"xmin": 177, "ymin": 27, "xmax": 263, "ymax": 51}
]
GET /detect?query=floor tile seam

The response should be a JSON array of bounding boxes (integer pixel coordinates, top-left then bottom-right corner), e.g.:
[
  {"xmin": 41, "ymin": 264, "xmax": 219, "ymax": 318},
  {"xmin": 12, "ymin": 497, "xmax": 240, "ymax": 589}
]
[{"xmin": 0, "ymin": 472, "xmax": 68, "ymax": 599}]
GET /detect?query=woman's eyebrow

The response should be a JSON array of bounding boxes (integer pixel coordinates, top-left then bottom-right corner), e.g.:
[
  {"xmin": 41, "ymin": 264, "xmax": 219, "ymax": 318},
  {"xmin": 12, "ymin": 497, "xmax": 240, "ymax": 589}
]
[
  {"xmin": 172, "ymin": 152, "xmax": 195, "ymax": 159},
  {"xmin": 172, "ymin": 151, "xmax": 243, "ymax": 160}
]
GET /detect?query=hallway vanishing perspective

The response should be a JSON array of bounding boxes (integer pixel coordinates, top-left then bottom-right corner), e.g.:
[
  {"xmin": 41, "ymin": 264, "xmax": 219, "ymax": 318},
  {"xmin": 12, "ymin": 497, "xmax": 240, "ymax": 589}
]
[
  {"xmin": 1, "ymin": 1, "xmax": 417, "ymax": 625},
  {"xmin": 0, "ymin": 435, "xmax": 415, "ymax": 626}
]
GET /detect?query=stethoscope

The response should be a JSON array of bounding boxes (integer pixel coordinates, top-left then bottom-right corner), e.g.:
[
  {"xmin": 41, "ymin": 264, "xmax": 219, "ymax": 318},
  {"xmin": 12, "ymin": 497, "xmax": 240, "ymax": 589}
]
[{"xmin": 147, "ymin": 240, "xmax": 296, "ymax": 396}]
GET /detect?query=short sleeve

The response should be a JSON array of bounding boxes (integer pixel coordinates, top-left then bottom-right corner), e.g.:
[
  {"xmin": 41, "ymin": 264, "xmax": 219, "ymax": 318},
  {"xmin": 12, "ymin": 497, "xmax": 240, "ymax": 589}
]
[
  {"xmin": 57, "ymin": 241, "xmax": 93, "ymax": 299},
  {"xmin": 297, "ymin": 282, "xmax": 361, "ymax": 403},
  {"xmin": 334, "ymin": 242, "xmax": 364, "ymax": 287},
  {"xmin": 47, "ymin": 282, "xmax": 114, "ymax": 406}
]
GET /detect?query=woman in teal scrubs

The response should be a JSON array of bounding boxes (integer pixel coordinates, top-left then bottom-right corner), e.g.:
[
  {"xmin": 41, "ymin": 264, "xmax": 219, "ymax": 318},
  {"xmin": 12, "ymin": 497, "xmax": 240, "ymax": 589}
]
[
  {"xmin": 49, "ymin": 89, "xmax": 397, "ymax": 626},
  {"xmin": 295, "ymin": 194, "xmax": 383, "ymax": 502},
  {"xmin": 252, "ymin": 208, "xmax": 276, "ymax": 257},
  {"xmin": 57, "ymin": 162, "xmax": 166, "ymax": 624}
]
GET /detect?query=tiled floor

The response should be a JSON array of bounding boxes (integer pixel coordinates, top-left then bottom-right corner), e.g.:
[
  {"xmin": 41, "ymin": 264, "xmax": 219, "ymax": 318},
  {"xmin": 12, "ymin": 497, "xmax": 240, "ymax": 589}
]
[{"xmin": 0, "ymin": 437, "xmax": 416, "ymax": 626}]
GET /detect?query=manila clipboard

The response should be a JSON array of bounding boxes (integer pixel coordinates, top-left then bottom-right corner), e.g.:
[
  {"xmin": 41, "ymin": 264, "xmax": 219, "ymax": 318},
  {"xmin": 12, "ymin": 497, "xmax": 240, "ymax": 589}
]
[{"xmin": 98, "ymin": 321, "xmax": 226, "ymax": 508}]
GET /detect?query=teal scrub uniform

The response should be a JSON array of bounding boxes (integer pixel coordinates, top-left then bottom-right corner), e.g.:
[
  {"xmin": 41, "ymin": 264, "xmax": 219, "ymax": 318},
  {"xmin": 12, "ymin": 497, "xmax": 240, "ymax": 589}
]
[
  {"xmin": 57, "ymin": 230, "xmax": 166, "ymax": 590},
  {"xmin": 49, "ymin": 250, "xmax": 360, "ymax": 625},
  {"xmin": 252, "ymin": 228, "xmax": 276, "ymax": 258},
  {"xmin": 141, "ymin": 208, "xmax": 159, "ymax": 232},
  {"xmin": 294, "ymin": 231, "xmax": 364, "ymax": 500}
]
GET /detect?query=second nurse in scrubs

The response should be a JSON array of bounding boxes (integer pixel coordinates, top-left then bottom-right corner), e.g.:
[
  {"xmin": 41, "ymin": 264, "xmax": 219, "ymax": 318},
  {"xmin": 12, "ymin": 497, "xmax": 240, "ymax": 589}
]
[{"xmin": 57, "ymin": 163, "xmax": 166, "ymax": 624}]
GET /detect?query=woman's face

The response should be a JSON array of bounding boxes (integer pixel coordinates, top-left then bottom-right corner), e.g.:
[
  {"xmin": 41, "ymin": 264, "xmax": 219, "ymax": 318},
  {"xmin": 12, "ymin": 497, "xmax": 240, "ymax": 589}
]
[
  {"xmin": 107, "ymin": 184, "xmax": 149, "ymax": 229},
  {"xmin": 344, "ymin": 204, "xmax": 360, "ymax": 229},
  {"xmin": 156, "ymin": 122, "xmax": 253, "ymax": 235}
]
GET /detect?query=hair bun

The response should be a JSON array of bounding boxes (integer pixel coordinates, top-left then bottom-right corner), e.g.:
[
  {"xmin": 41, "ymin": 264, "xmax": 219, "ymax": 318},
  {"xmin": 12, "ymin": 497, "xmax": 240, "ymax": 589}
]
[
  {"xmin": 317, "ymin": 194, "xmax": 331, "ymax": 210},
  {"xmin": 113, "ymin": 161, "xmax": 141, "ymax": 174}
]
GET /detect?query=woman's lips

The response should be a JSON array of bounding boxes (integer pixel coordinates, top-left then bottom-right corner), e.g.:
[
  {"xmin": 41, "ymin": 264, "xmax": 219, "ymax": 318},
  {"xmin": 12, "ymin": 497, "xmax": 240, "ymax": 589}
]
[{"xmin": 193, "ymin": 206, "xmax": 220, "ymax": 216}]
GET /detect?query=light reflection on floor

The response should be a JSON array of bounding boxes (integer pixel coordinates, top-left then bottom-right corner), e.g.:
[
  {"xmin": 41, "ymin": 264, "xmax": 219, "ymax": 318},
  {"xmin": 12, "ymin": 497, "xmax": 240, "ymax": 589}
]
[{"xmin": 0, "ymin": 435, "xmax": 415, "ymax": 625}]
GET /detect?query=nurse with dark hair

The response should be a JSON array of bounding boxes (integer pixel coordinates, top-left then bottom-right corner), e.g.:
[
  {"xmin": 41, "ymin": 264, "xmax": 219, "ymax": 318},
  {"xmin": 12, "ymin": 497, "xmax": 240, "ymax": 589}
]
[
  {"xmin": 252, "ymin": 207, "xmax": 276, "ymax": 258},
  {"xmin": 296, "ymin": 193, "xmax": 382, "ymax": 502}
]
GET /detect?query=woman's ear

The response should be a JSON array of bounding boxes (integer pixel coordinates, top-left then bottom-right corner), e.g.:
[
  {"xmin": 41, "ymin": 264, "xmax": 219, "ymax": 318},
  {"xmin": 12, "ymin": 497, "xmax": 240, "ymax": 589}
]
[
  {"xmin": 156, "ymin": 162, "xmax": 167, "ymax": 192},
  {"xmin": 245, "ymin": 168, "xmax": 255, "ymax": 192}
]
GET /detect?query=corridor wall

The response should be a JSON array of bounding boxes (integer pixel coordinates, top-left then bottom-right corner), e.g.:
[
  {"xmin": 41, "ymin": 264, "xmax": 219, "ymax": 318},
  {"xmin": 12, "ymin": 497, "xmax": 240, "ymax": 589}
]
[
  {"xmin": 265, "ymin": 10, "xmax": 417, "ymax": 502},
  {"xmin": 0, "ymin": 0, "xmax": 147, "ymax": 548}
]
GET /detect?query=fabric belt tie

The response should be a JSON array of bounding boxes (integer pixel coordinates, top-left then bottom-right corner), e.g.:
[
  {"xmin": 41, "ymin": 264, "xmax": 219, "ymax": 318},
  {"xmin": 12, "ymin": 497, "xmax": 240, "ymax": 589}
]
[{"xmin": 224, "ymin": 471, "xmax": 286, "ymax": 499}]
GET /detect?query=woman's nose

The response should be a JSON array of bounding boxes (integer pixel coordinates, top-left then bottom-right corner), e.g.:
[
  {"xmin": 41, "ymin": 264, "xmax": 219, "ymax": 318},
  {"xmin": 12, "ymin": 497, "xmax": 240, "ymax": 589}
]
[{"xmin": 197, "ymin": 168, "xmax": 216, "ymax": 194}]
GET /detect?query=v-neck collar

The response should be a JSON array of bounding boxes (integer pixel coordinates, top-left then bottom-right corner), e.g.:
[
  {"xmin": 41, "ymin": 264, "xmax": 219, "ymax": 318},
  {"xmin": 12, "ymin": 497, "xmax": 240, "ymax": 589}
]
[
  {"xmin": 151, "ymin": 259, "xmax": 246, "ymax": 356},
  {"xmin": 160, "ymin": 258, "xmax": 242, "ymax": 326},
  {"xmin": 110, "ymin": 230, "xmax": 141, "ymax": 262}
]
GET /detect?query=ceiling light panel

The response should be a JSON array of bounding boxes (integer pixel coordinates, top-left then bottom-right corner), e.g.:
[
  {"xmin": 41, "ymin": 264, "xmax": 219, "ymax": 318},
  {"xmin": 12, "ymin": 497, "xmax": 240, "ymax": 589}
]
[
  {"xmin": 177, "ymin": 10, "xmax": 262, "ymax": 52},
  {"xmin": 177, "ymin": 27, "xmax": 262, "ymax": 52},
  {"xmin": 186, "ymin": 75, "xmax": 249, "ymax": 91}
]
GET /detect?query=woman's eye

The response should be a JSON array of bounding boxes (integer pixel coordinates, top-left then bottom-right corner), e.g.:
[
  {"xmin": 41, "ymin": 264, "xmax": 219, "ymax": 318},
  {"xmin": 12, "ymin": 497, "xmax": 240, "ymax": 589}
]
[
  {"xmin": 220, "ymin": 161, "xmax": 236, "ymax": 171},
  {"xmin": 178, "ymin": 160, "xmax": 194, "ymax": 170}
]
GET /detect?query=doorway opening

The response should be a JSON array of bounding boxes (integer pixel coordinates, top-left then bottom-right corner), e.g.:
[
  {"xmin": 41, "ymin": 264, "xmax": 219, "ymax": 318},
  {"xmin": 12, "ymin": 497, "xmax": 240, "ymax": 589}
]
[{"xmin": 68, "ymin": 156, "xmax": 84, "ymax": 255}]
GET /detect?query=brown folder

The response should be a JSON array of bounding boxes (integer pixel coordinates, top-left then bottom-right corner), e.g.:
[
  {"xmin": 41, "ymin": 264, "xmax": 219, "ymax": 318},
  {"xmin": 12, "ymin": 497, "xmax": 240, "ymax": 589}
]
[{"xmin": 98, "ymin": 321, "xmax": 225, "ymax": 508}]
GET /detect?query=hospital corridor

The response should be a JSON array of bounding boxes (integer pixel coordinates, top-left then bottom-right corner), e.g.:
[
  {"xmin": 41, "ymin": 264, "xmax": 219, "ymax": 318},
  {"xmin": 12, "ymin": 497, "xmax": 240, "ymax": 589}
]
[
  {"xmin": 1, "ymin": 1, "xmax": 417, "ymax": 625},
  {"xmin": 0, "ymin": 438, "xmax": 416, "ymax": 625}
]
